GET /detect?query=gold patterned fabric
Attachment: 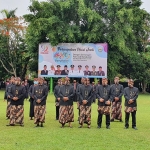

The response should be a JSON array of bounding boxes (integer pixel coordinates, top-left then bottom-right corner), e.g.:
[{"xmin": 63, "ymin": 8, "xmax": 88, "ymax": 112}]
[
  {"xmin": 6, "ymin": 101, "xmax": 11, "ymax": 118},
  {"xmin": 111, "ymin": 102, "xmax": 122, "ymax": 120},
  {"xmin": 79, "ymin": 105, "xmax": 91, "ymax": 125},
  {"xmin": 124, "ymin": 106, "xmax": 137, "ymax": 113},
  {"xmin": 98, "ymin": 106, "xmax": 111, "ymax": 115},
  {"xmin": 59, "ymin": 106, "xmax": 74, "ymax": 124},
  {"xmin": 9, "ymin": 105, "xmax": 24, "ymax": 125},
  {"xmin": 34, "ymin": 105, "xmax": 46, "ymax": 124}
]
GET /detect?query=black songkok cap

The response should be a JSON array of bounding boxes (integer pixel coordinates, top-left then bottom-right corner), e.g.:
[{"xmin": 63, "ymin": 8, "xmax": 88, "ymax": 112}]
[{"xmin": 70, "ymin": 65, "xmax": 74, "ymax": 68}]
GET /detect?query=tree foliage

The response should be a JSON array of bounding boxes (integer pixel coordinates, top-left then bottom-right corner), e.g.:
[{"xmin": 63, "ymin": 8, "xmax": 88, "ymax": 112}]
[
  {"xmin": 22, "ymin": 0, "xmax": 150, "ymax": 85},
  {"xmin": 0, "ymin": 9, "xmax": 30, "ymax": 79}
]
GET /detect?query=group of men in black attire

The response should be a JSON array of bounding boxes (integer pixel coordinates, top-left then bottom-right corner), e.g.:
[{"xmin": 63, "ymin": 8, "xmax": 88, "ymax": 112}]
[
  {"xmin": 4, "ymin": 76, "xmax": 139, "ymax": 130},
  {"xmin": 54, "ymin": 77, "xmax": 139, "ymax": 130},
  {"xmin": 5, "ymin": 76, "xmax": 48, "ymax": 127}
]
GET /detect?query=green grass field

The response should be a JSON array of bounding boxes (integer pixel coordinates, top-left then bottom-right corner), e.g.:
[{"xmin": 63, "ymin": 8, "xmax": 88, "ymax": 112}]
[{"xmin": 0, "ymin": 90, "xmax": 150, "ymax": 150}]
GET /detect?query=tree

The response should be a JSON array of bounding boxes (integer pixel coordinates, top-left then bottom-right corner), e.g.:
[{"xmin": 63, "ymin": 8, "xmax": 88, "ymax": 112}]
[
  {"xmin": 1, "ymin": 8, "xmax": 17, "ymax": 18},
  {"xmin": 0, "ymin": 9, "xmax": 30, "ymax": 79},
  {"xmin": 24, "ymin": 0, "xmax": 150, "ymax": 84},
  {"xmin": 119, "ymin": 5, "xmax": 150, "ymax": 92},
  {"xmin": 23, "ymin": 0, "xmax": 113, "ymax": 75}
]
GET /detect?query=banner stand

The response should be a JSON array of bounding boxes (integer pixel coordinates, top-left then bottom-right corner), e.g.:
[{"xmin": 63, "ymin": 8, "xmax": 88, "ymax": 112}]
[{"xmin": 50, "ymin": 77, "xmax": 53, "ymax": 94}]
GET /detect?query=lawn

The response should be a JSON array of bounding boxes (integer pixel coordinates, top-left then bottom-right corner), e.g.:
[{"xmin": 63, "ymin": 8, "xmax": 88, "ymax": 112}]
[{"xmin": 0, "ymin": 90, "xmax": 150, "ymax": 150}]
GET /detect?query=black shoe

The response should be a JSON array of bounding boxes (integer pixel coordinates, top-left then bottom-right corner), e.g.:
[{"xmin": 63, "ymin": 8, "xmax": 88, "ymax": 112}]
[
  {"xmin": 120, "ymin": 119, "xmax": 123, "ymax": 122},
  {"xmin": 61, "ymin": 125, "xmax": 64, "ymax": 128},
  {"xmin": 124, "ymin": 126, "xmax": 129, "ymax": 129},
  {"xmin": 35, "ymin": 124, "xmax": 40, "ymax": 127},
  {"xmin": 97, "ymin": 126, "xmax": 101, "ymax": 129},
  {"xmin": 132, "ymin": 127, "xmax": 138, "ymax": 130},
  {"xmin": 20, "ymin": 124, "xmax": 24, "ymax": 127},
  {"xmin": 41, "ymin": 123, "xmax": 44, "ymax": 127},
  {"xmin": 6, "ymin": 124, "xmax": 15, "ymax": 126},
  {"xmin": 106, "ymin": 126, "xmax": 110, "ymax": 129},
  {"xmin": 56, "ymin": 118, "xmax": 59, "ymax": 120},
  {"xmin": 110, "ymin": 119, "xmax": 114, "ymax": 122}
]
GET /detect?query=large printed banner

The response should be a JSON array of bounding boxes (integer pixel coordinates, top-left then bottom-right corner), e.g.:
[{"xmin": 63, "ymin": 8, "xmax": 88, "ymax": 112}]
[{"xmin": 38, "ymin": 43, "xmax": 108, "ymax": 78}]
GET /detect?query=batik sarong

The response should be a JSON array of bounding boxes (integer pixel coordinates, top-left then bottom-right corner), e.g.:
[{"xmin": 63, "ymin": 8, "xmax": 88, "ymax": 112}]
[
  {"xmin": 124, "ymin": 106, "xmax": 137, "ymax": 113},
  {"xmin": 9, "ymin": 105, "xmax": 24, "ymax": 125},
  {"xmin": 79, "ymin": 105, "xmax": 91, "ymax": 125},
  {"xmin": 111, "ymin": 102, "xmax": 122, "ymax": 120},
  {"xmin": 59, "ymin": 105, "xmax": 74, "ymax": 124},
  {"xmin": 34, "ymin": 105, "xmax": 46, "ymax": 124},
  {"xmin": 6, "ymin": 101, "xmax": 11, "ymax": 118},
  {"xmin": 98, "ymin": 106, "xmax": 111, "ymax": 115}
]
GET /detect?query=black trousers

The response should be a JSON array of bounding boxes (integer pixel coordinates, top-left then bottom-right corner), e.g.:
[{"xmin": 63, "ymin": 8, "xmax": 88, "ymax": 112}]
[
  {"xmin": 56, "ymin": 106, "xmax": 59, "ymax": 120},
  {"xmin": 97, "ymin": 113, "xmax": 110, "ymax": 127},
  {"xmin": 29, "ymin": 99, "xmax": 34, "ymax": 117},
  {"xmin": 125, "ymin": 111, "xmax": 136, "ymax": 128},
  {"xmin": 78, "ymin": 108, "xmax": 80, "ymax": 116},
  {"xmin": 77, "ymin": 102, "xmax": 80, "ymax": 120}
]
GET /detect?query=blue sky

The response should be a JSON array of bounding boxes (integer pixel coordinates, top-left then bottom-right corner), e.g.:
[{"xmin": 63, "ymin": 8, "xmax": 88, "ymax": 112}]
[{"xmin": 0, "ymin": 0, "xmax": 149, "ymax": 18}]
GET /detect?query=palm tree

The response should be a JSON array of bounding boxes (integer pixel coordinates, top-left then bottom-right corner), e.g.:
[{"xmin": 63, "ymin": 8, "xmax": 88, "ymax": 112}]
[{"xmin": 1, "ymin": 8, "xmax": 17, "ymax": 19}]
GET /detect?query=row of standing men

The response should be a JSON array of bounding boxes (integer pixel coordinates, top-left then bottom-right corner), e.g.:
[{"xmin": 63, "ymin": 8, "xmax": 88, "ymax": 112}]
[
  {"xmin": 54, "ymin": 77, "xmax": 139, "ymax": 129},
  {"xmin": 4, "ymin": 76, "xmax": 138, "ymax": 129}
]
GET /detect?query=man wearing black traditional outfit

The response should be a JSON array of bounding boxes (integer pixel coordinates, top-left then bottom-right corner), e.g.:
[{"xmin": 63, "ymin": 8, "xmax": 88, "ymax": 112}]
[
  {"xmin": 24, "ymin": 79, "xmax": 29, "ymax": 100},
  {"xmin": 54, "ymin": 79, "xmax": 62, "ymax": 120},
  {"xmin": 6, "ymin": 77, "xmax": 26, "ymax": 127},
  {"xmin": 72, "ymin": 80, "xmax": 78, "ymax": 102},
  {"xmin": 33, "ymin": 77, "xmax": 48, "ymax": 127},
  {"xmin": 59, "ymin": 77, "xmax": 74, "ymax": 128},
  {"xmin": 6, "ymin": 77, "xmax": 15, "ymax": 119},
  {"xmin": 4, "ymin": 79, "xmax": 10, "ymax": 101},
  {"xmin": 96, "ymin": 78, "xmax": 112, "ymax": 129},
  {"xmin": 124, "ymin": 79, "xmax": 139, "ymax": 130},
  {"xmin": 76, "ymin": 78, "xmax": 85, "ymax": 120},
  {"xmin": 78, "ymin": 78, "xmax": 93, "ymax": 128},
  {"xmin": 91, "ymin": 82, "xmax": 96, "ymax": 103},
  {"xmin": 28, "ymin": 78, "xmax": 38, "ymax": 120},
  {"xmin": 110, "ymin": 77, "xmax": 124, "ymax": 122}
]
